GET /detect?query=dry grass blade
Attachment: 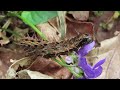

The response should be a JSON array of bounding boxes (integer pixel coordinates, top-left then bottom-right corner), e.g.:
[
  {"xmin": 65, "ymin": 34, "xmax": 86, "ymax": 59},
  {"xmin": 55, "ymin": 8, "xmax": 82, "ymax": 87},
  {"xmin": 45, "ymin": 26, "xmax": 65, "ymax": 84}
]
[{"xmin": 57, "ymin": 11, "xmax": 67, "ymax": 39}]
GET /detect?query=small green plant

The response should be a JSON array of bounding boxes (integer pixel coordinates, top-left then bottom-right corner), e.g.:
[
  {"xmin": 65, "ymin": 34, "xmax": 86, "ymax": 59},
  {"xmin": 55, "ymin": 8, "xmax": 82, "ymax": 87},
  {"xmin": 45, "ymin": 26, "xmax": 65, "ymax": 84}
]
[
  {"xmin": 7, "ymin": 11, "xmax": 58, "ymax": 41},
  {"xmin": 93, "ymin": 11, "xmax": 104, "ymax": 16},
  {"xmin": 100, "ymin": 11, "xmax": 120, "ymax": 30}
]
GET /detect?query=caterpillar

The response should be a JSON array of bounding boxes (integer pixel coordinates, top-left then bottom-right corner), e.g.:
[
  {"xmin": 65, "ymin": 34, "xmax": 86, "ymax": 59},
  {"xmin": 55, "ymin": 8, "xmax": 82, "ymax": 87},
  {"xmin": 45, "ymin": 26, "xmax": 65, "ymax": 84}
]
[{"xmin": 15, "ymin": 34, "xmax": 93, "ymax": 58}]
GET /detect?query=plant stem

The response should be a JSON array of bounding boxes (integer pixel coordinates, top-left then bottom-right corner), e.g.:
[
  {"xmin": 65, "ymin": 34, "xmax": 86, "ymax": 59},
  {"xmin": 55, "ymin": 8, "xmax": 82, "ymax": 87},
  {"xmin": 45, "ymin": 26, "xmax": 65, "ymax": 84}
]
[
  {"xmin": 8, "ymin": 12, "xmax": 47, "ymax": 41},
  {"xmin": 2, "ymin": 28, "xmax": 21, "ymax": 38},
  {"xmin": 2, "ymin": 18, "xmax": 11, "ymax": 29},
  {"xmin": 52, "ymin": 57, "xmax": 81, "ymax": 78},
  {"xmin": 52, "ymin": 58, "xmax": 75, "ymax": 67}
]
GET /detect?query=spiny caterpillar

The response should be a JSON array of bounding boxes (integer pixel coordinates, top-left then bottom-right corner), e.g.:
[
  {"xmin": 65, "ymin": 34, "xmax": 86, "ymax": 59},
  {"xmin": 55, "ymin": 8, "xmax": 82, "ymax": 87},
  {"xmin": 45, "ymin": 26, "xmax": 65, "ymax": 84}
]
[{"xmin": 15, "ymin": 34, "xmax": 93, "ymax": 58}]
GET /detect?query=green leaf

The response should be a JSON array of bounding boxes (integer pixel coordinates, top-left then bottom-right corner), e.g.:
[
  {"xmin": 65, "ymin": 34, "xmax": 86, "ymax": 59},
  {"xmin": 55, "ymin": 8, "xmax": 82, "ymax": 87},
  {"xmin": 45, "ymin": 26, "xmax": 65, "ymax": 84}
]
[
  {"xmin": 21, "ymin": 11, "xmax": 58, "ymax": 25},
  {"xmin": 6, "ymin": 11, "xmax": 47, "ymax": 40},
  {"xmin": 113, "ymin": 11, "xmax": 120, "ymax": 19},
  {"xmin": 93, "ymin": 11, "xmax": 103, "ymax": 16}
]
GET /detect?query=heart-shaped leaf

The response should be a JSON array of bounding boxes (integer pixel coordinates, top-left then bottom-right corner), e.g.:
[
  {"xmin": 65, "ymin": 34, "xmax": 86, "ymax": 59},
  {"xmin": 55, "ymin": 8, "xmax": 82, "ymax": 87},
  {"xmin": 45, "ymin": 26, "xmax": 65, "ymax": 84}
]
[{"xmin": 21, "ymin": 11, "xmax": 58, "ymax": 25}]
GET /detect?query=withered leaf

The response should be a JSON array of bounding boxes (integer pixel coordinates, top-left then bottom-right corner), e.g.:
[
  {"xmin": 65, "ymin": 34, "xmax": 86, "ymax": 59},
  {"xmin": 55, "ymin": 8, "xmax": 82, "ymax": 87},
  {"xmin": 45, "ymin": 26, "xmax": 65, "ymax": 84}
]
[
  {"xmin": 16, "ymin": 70, "xmax": 54, "ymax": 79},
  {"xmin": 87, "ymin": 33, "xmax": 120, "ymax": 79},
  {"xmin": 68, "ymin": 11, "xmax": 89, "ymax": 21}
]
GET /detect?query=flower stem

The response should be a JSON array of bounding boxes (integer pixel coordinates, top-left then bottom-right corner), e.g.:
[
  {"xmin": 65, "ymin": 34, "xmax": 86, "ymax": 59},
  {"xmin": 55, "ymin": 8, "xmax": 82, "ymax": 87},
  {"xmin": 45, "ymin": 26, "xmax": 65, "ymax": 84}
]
[
  {"xmin": 52, "ymin": 57, "xmax": 81, "ymax": 78},
  {"xmin": 52, "ymin": 58, "xmax": 75, "ymax": 67}
]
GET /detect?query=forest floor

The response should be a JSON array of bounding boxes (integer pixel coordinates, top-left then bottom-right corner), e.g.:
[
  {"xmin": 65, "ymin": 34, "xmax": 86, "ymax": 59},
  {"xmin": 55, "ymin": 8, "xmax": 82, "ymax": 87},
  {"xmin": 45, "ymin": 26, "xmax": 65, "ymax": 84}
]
[{"xmin": 0, "ymin": 11, "xmax": 120, "ymax": 79}]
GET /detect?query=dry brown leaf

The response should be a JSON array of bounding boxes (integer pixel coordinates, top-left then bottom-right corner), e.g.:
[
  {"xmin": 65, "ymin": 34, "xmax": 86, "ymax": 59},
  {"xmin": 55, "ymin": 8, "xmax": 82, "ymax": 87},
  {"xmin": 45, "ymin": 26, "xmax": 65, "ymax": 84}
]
[
  {"xmin": 36, "ymin": 22, "xmax": 61, "ymax": 42},
  {"xmin": 87, "ymin": 33, "xmax": 120, "ymax": 79},
  {"xmin": 68, "ymin": 11, "xmax": 89, "ymax": 21},
  {"xmin": 6, "ymin": 56, "xmax": 55, "ymax": 79},
  {"xmin": 13, "ymin": 27, "xmax": 29, "ymax": 41},
  {"xmin": 0, "ymin": 47, "xmax": 27, "ymax": 78},
  {"xmin": 66, "ymin": 20, "xmax": 94, "ymax": 38},
  {"xmin": 6, "ymin": 57, "xmax": 34, "ymax": 79},
  {"xmin": 14, "ymin": 27, "xmax": 29, "ymax": 36},
  {"xmin": 0, "ymin": 60, "xmax": 8, "ymax": 79},
  {"xmin": 0, "ymin": 30, "xmax": 10, "ymax": 46},
  {"xmin": 29, "ymin": 56, "xmax": 72, "ymax": 79},
  {"xmin": 16, "ymin": 70, "xmax": 54, "ymax": 79}
]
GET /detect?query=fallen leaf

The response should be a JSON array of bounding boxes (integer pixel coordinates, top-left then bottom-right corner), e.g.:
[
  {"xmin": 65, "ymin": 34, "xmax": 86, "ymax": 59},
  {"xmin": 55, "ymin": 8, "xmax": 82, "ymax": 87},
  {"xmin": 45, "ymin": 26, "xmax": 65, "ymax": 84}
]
[
  {"xmin": 29, "ymin": 56, "xmax": 72, "ymax": 79},
  {"xmin": 0, "ymin": 47, "xmax": 27, "ymax": 78},
  {"xmin": 36, "ymin": 22, "xmax": 61, "ymax": 42},
  {"xmin": 6, "ymin": 57, "xmax": 34, "ymax": 79},
  {"xmin": 16, "ymin": 70, "xmax": 54, "ymax": 79},
  {"xmin": 13, "ymin": 27, "xmax": 29, "ymax": 41},
  {"xmin": 68, "ymin": 11, "xmax": 89, "ymax": 21},
  {"xmin": 87, "ymin": 33, "xmax": 120, "ymax": 79},
  {"xmin": 0, "ymin": 60, "xmax": 8, "ymax": 79},
  {"xmin": 0, "ymin": 30, "xmax": 10, "ymax": 46},
  {"xmin": 66, "ymin": 20, "xmax": 94, "ymax": 38}
]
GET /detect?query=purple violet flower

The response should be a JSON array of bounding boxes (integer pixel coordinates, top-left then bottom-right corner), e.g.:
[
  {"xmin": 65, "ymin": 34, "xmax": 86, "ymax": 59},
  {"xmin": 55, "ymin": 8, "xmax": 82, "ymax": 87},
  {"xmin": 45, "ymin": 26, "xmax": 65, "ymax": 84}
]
[
  {"xmin": 78, "ymin": 41, "xmax": 106, "ymax": 79},
  {"xmin": 65, "ymin": 41, "xmax": 106, "ymax": 79},
  {"xmin": 77, "ymin": 41, "xmax": 95, "ymax": 57},
  {"xmin": 78, "ymin": 57, "xmax": 105, "ymax": 79}
]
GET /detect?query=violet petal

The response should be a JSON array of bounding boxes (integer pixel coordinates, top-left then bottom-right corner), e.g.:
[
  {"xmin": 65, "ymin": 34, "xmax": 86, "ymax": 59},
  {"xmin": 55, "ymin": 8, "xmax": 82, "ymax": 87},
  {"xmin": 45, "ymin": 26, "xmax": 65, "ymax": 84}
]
[
  {"xmin": 77, "ymin": 41, "xmax": 95, "ymax": 56},
  {"xmin": 83, "ymin": 65, "xmax": 95, "ymax": 78},
  {"xmin": 94, "ymin": 66, "xmax": 103, "ymax": 78},
  {"xmin": 93, "ymin": 58, "xmax": 106, "ymax": 69},
  {"xmin": 78, "ymin": 57, "xmax": 95, "ymax": 78},
  {"xmin": 78, "ymin": 57, "xmax": 87, "ymax": 67}
]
